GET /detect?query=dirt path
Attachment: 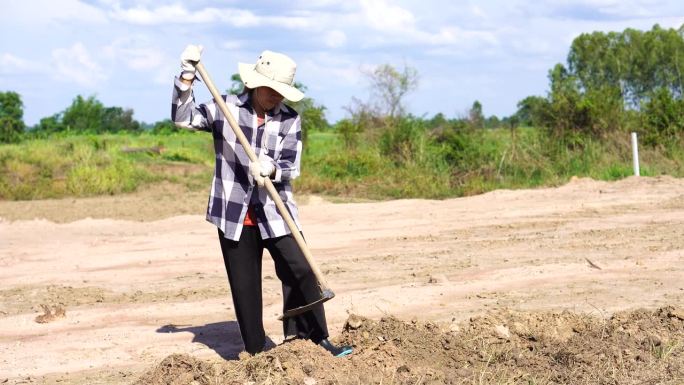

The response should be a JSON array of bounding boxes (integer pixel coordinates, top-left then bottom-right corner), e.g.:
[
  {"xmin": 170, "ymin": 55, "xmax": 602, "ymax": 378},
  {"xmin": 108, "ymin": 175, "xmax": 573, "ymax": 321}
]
[{"xmin": 1, "ymin": 176, "xmax": 683, "ymax": 384}]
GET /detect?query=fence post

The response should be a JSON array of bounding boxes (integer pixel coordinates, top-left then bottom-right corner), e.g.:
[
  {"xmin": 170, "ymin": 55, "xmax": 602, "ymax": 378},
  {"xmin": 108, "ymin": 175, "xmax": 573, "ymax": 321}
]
[{"xmin": 631, "ymin": 132, "xmax": 640, "ymax": 176}]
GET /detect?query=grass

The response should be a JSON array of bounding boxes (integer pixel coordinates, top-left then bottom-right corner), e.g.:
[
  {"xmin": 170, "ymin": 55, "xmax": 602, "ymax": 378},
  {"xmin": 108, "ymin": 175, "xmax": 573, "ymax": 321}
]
[
  {"xmin": 298, "ymin": 127, "xmax": 684, "ymax": 200},
  {"xmin": 0, "ymin": 131, "xmax": 214, "ymax": 200},
  {"xmin": 1, "ymin": 127, "xmax": 682, "ymax": 201}
]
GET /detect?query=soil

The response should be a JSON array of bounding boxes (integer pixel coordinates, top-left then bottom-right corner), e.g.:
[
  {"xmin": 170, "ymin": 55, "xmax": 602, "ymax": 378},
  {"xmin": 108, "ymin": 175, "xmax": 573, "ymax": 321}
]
[
  {"xmin": 1, "ymin": 176, "xmax": 683, "ymax": 384},
  {"xmin": 134, "ymin": 308, "xmax": 684, "ymax": 384}
]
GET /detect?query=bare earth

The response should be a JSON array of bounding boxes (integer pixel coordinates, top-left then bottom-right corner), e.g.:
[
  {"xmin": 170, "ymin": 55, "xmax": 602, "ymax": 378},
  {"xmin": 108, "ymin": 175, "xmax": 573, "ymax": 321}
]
[{"xmin": 0, "ymin": 176, "xmax": 683, "ymax": 384}]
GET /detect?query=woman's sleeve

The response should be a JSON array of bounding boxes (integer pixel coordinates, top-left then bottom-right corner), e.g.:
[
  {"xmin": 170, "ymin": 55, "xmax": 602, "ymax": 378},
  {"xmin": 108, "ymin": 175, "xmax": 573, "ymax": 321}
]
[
  {"xmin": 170, "ymin": 76, "xmax": 216, "ymax": 132},
  {"xmin": 273, "ymin": 115, "xmax": 302, "ymax": 182}
]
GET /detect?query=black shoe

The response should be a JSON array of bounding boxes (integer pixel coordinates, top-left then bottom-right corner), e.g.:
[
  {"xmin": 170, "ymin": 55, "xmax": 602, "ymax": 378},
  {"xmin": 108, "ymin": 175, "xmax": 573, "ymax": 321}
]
[{"xmin": 319, "ymin": 338, "xmax": 353, "ymax": 357}]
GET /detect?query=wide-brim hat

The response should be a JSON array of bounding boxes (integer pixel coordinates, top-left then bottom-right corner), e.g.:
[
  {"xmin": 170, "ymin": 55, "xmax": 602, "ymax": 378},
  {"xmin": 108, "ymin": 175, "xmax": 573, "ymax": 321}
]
[{"xmin": 238, "ymin": 50, "xmax": 304, "ymax": 102}]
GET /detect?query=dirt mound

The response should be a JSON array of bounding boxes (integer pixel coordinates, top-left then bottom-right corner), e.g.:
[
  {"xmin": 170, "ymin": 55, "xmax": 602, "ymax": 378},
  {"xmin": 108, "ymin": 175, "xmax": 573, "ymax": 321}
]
[{"xmin": 134, "ymin": 307, "xmax": 684, "ymax": 384}]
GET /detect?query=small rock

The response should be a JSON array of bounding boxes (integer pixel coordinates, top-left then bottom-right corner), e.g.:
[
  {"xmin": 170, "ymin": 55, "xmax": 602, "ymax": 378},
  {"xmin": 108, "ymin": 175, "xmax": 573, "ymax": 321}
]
[
  {"xmin": 668, "ymin": 308, "xmax": 684, "ymax": 320},
  {"xmin": 449, "ymin": 322, "xmax": 460, "ymax": 333},
  {"xmin": 273, "ymin": 357, "xmax": 284, "ymax": 372},
  {"xmin": 428, "ymin": 274, "xmax": 448, "ymax": 284},
  {"xmin": 397, "ymin": 365, "xmax": 410, "ymax": 373},
  {"xmin": 35, "ymin": 304, "xmax": 66, "ymax": 324},
  {"xmin": 346, "ymin": 314, "xmax": 363, "ymax": 330},
  {"xmin": 455, "ymin": 368, "xmax": 473, "ymax": 377},
  {"xmin": 303, "ymin": 377, "xmax": 317, "ymax": 385},
  {"xmin": 494, "ymin": 325, "xmax": 510, "ymax": 340},
  {"xmin": 302, "ymin": 360, "xmax": 314, "ymax": 375},
  {"xmin": 645, "ymin": 334, "xmax": 662, "ymax": 347}
]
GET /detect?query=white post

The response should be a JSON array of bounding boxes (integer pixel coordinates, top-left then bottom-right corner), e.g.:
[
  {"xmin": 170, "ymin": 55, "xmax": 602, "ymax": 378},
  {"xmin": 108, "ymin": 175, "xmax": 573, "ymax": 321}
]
[{"xmin": 631, "ymin": 132, "xmax": 640, "ymax": 176}]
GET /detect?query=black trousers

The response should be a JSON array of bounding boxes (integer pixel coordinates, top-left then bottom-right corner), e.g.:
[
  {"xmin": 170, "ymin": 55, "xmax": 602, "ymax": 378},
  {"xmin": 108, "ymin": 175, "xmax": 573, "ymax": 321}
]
[{"xmin": 217, "ymin": 227, "xmax": 329, "ymax": 354}]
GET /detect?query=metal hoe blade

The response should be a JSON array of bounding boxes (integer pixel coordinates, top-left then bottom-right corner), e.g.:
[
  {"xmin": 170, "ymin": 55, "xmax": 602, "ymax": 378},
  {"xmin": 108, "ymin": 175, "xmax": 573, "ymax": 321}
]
[{"xmin": 278, "ymin": 289, "xmax": 335, "ymax": 320}]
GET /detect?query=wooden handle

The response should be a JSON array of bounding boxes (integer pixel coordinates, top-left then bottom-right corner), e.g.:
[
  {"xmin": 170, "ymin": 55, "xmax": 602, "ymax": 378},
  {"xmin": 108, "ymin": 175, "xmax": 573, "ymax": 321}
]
[{"xmin": 195, "ymin": 62, "xmax": 331, "ymax": 293}]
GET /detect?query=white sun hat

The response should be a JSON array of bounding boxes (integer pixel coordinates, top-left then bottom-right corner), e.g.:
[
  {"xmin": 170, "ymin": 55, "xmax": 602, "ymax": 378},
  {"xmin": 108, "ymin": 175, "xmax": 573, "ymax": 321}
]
[{"xmin": 238, "ymin": 50, "xmax": 305, "ymax": 102}]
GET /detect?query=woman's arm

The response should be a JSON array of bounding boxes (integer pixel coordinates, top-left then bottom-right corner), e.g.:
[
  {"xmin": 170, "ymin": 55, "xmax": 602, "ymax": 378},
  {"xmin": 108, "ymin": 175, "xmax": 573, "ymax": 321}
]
[{"xmin": 171, "ymin": 77, "xmax": 216, "ymax": 132}]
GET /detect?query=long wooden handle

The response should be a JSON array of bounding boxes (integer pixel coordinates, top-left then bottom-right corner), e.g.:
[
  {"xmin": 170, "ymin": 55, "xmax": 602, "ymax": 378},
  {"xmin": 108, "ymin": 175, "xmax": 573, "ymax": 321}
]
[{"xmin": 195, "ymin": 62, "xmax": 331, "ymax": 293}]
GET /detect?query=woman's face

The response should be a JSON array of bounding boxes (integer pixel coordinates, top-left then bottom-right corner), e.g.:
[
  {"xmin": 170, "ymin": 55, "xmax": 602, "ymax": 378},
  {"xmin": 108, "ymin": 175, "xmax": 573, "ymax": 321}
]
[{"xmin": 255, "ymin": 87, "xmax": 284, "ymax": 112}]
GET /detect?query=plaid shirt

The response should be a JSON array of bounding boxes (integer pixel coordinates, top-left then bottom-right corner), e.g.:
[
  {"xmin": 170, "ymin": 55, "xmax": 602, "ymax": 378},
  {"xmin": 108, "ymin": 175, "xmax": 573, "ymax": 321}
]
[{"xmin": 171, "ymin": 76, "xmax": 303, "ymax": 241}]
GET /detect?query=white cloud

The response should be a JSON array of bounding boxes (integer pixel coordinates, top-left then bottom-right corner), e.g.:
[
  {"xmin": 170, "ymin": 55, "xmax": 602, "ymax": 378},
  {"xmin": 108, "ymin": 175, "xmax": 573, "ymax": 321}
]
[
  {"xmin": 512, "ymin": 0, "xmax": 683, "ymax": 20},
  {"xmin": 0, "ymin": 53, "xmax": 47, "ymax": 75},
  {"xmin": 221, "ymin": 40, "xmax": 245, "ymax": 51},
  {"xmin": 108, "ymin": 3, "xmax": 314, "ymax": 29},
  {"xmin": 324, "ymin": 30, "xmax": 347, "ymax": 48},
  {"xmin": 52, "ymin": 43, "xmax": 107, "ymax": 87},
  {"xmin": 350, "ymin": 1, "xmax": 500, "ymax": 51},
  {"xmin": 6, "ymin": 0, "xmax": 107, "ymax": 25},
  {"xmin": 469, "ymin": 5, "xmax": 488, "ymax": 20},
  {"xmin": 300, "ymin": 54, "xmax": 363, "ymax": 86},
  {"xmin": 109, "ymin": 3, "xmax": 256, "ymax": 26},
  {"xmin": 103, "ymin": 37, "xmax": 167, "ymax": 71},
  {"xmin": 360, "ymin": 0, "xmax": 415, "ymax": 32},
  {"xmin": 428, "ymin": 26, "xmax": 499, "ymax": 47}
]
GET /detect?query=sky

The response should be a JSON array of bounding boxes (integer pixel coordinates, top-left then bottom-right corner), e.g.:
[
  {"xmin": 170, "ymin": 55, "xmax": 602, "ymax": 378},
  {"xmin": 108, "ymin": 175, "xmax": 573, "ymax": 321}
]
[{"xmin": 2, "ymin": 0, "xmax": 684, "ymax": 126}]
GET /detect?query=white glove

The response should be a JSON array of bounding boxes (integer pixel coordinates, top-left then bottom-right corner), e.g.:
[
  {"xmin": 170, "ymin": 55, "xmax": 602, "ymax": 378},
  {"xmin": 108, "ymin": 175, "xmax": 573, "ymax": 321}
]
[
  {"xmin": 249, "ymin": 155, "xmax": 276, "ymax": 187},
  {"xmin": 180, "ymin": 44, "xmax": 203, "ymax": 80}
]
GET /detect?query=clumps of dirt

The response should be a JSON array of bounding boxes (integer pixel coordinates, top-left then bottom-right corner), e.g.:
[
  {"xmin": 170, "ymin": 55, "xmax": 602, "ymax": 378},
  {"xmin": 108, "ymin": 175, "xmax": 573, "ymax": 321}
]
[
  {"xmin": 134, "ymin": 306, "xmax": 684, "ymax": 384},
  {"xmin": 34, "ymin": 303, "xmax": 66, "ymax": 323},
  {"xmin": 1, "ymin": 284, "xmax": 228, "ymax": 317},
  {"xmin": 0, "ymin": 284, "xmax": 106, "ymax": 316},
  {"xmin": 134, "ymin": 354, "xmax": 221, "ymax": 385}
]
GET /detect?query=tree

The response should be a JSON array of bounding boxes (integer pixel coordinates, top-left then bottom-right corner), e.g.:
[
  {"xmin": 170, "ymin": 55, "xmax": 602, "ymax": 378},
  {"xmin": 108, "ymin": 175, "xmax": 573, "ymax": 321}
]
[
  {"xmin": 227, "ymin": 73, "xmax": 243, "ymax": 95},
  {"xmin": 0, "ymin": 91, "xmax": 25, "ymax": 143},
  {"xmin": 468, "ymin": 100, "xmax": 484, "ymax": 129},
  {"xmin": 366, "ymin": 63, "xmax": 419, "ymax": 119},
  {"xmin": 426, "ymin": 112, "xmax": 448, "ymax": 131},
  {"xmin": 641, "ymin": 87, "xmax": 684, "ymax": 145},
  {"xmin": 100, "ymin": 106, "xmax": 140, "ymax": 132},
  {"xmin": 61, "ymin": 95, "xmax": 105, "ymax": 132},
  {"xmin": 336, "ymin": 118, "xmax": 362, "ymax": 148},
  {"xmin": 35, "ymin": 114, "xmax": 63, "ymax": 134},
  {"xmin": 151, "ymin": 119, "xmax": 180, "ymax": 134},
  {"xmin": 516, "ymin": 23, "xmax": 684, "ymax": 146},
  {"xmin": 34, "ymin": 95, "xmax": 141, "ymax": 134},
  {"xmin": 485, "ymin": 115, "xmax": 501, "ymax": 129},
  {"xmin": 515, "ymin": 96, "xmax": 550, "ymax": 127},
  {"xmin": 568, "ymin": 24, "xmax": 684, "ymax": 108}
]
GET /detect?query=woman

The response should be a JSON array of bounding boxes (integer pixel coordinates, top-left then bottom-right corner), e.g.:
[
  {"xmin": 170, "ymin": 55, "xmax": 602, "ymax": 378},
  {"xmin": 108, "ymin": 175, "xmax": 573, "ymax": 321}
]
[{"xmin": 171, "ymin": 45, "xmax": 352, "ymax": 357}]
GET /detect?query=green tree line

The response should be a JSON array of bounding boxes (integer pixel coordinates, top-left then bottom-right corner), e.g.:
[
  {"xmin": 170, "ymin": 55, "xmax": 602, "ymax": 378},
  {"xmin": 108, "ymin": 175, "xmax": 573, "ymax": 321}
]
[
  {"xmin": 515, "ymin": 24, "xmax": 684, "ymax": 147},
  {"xmin": 0, "ymin": 78, "xmax": 328, "ymax": 142}
]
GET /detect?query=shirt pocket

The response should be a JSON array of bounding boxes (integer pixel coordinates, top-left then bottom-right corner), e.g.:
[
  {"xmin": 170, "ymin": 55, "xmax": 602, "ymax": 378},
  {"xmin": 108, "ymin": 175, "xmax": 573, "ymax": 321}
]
[{"xmin": 262, "ymin": 121, "xmax": 282, "ymax": 159}]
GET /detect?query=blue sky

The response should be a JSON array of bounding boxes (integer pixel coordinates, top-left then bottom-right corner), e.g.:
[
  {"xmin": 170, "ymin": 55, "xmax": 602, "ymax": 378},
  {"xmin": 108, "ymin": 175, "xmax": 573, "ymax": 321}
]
[{"xmin": 2, "ymin": 0, "xmax": 683, "ymax": 126}]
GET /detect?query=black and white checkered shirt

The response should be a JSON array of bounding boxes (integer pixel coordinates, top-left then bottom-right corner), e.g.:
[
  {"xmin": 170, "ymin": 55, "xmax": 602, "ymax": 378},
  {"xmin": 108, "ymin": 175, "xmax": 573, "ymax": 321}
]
[{"xmin": 171, "ymin": 76, "xmax": 303, "ymax": 241}]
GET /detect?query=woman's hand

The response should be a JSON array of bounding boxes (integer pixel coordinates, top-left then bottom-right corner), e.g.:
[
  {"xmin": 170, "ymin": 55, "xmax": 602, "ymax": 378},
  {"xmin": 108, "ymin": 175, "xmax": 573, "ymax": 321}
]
[
  {"xmin": 249, "ymin": 154, "xmax": 276, "ymax": 186},
  {"xmin": 180, "ymin": 44, "xmax": 203, "ymax": 81}
]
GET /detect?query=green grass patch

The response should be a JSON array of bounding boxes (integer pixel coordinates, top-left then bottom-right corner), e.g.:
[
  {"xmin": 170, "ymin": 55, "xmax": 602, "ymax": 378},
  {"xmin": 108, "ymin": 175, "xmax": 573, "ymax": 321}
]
[
  {"xmin": 298, "ymin": 126, "xmax": 684, "ymax": 200},
  {"xmin": 1, "ymin": 126, "xmax": 682, "ymax": 201},
  {"xmin": 0, "ymin": 131, "xmax": 214, "ymax": 200}
]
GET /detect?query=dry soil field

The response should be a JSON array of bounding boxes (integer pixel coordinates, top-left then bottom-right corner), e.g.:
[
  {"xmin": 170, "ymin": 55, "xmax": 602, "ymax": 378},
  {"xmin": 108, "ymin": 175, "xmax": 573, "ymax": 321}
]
[{"xmin": 1, "ymin": 176, "xmax": 683, "ymax": 384}]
